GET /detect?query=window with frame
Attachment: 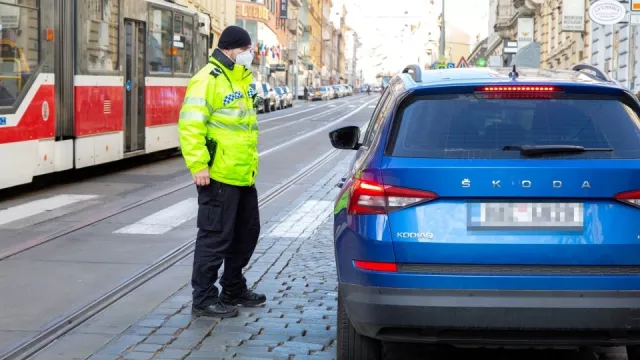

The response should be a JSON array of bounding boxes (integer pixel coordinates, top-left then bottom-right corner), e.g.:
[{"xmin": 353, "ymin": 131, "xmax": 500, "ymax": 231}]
[
  {"xmin": 83, "ymin": 0, "xmax": 119, "ymax": 72},
  {"xmin": 173, "ymin": 13, "xmax": 193, "ymax": 74},
  {"xmin": 148, "ymin": 8, "xmax": 173, "ymax": 73},
  {"xmin": 0, "ymin": 0, "xmax": 40, "ymax": 106},
  {"xmin": 361, "ymin": 88, "xmax": 392, "ymax": 147},
  {"xmin": 148, "ymin": 8, "xmax": 196, "ymax": 75}
]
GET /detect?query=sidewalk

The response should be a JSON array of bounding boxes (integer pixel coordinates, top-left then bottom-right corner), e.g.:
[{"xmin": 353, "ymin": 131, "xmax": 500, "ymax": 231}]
[{"xmin": 86, "ymin": 154, "xmax": 352, "ymax": 360}]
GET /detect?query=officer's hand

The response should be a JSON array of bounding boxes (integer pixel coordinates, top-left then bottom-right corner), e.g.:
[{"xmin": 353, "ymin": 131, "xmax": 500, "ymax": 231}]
[{"xmin": 193, "ymin": 168, "xmax": 210, "ymax": 186}]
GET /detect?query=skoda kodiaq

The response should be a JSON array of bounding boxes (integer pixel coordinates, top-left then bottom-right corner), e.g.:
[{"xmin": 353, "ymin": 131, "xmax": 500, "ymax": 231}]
[{"xmin": 331, "ymin": 64, "xmax": 640, "ymax": 359}]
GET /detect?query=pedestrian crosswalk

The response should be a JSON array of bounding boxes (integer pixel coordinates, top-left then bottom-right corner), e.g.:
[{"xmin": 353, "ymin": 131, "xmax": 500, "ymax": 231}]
[
  {"xmin": 113, "ymin": 198, "xmax": 198, "ymax": 235},
  {"xmin": 0, "ymin": 193, "xmax": 337, "ymax": 238},
  {"xmin": 0, "ymin": 194, "xmax": 99, "ymax": 226}
]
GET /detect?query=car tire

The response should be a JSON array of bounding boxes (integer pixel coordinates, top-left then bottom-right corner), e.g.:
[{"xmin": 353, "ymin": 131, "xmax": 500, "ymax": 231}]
[
  {"xmin": 627, "ymin": 346, "xmax": 640, "ymax": 360},
  {"xmin": 337, "ymin": 292, "xmax": 382, "ymax": 360}
]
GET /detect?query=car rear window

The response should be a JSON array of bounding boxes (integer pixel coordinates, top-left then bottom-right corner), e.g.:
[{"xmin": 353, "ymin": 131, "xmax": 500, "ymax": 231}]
[{"xmin": 389, "ymin": 95, "xmax": 640, "ymax": 159}]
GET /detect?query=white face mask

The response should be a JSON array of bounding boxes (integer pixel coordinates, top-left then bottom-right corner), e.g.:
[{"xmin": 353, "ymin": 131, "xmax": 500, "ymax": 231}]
[{"xmin": 234, "ymin": 49, "xmax": 254, "ymax": 69}]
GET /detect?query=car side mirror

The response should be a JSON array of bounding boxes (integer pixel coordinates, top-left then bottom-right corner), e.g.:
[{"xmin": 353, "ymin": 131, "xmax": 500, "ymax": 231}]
[{"xmin": 329, "ymin": 126, "xmax": 361, "ymax": 150}]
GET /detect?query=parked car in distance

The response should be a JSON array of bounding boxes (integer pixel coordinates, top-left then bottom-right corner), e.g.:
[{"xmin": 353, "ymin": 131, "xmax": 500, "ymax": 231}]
[
  {"xmin": 281, "ymin": 86, "xmax": 294, "ymax": 107},
  {"xmin": 261, "ymin": 82, "xmax": 278, "ymax": 112},
  {"xmin": 250, "ymin": 82, "xmax": 270, "ymax": 113},
  {"xmin": 332, "ymin": 85, "xmax": 345, "ymax": 97},
  {"xmin": 308, "ymin": 86, "xmax": 326, "ymax": 101},
  {"xmin": 319, "ymin": 86, "xmax": 335, "ymax": 100},
  {"xmin": 275, "ymin": 87, "xmax": 291, "ymax": 108}
]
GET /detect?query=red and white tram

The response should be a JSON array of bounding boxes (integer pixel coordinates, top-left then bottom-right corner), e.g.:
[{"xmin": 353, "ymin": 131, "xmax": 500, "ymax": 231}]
[{"xmin": 0, "ymin": 0, "xmax": 213, "ymax": 190}]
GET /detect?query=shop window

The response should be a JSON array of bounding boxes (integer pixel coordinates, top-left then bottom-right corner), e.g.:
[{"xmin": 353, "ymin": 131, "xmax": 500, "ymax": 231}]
[
  {"xmin": 0, "ymin": 0, "xmax": 40, "ymax": 106},
  {"xmin": 83, "ymin": 0, "xmax": 119, "ymax": 72}
]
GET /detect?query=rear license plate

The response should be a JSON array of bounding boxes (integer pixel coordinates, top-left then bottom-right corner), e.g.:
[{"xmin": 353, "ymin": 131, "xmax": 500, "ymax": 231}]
[{"xmin": 467, "ymin": 202, "xmax": 584, "ymax": 230}]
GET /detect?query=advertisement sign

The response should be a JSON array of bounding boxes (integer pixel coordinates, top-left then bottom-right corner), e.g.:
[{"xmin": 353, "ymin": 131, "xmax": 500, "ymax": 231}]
[
  {"xmin": 517, "ymin": 18, "xmax": 534, "ymax": 51},
  {"xmin": 633, "ymin": 0, "xmax": 640, "ymax": 11},
  {"xmin": 280, "ymin": 0, "xmax": 288, "ymax": 19},
  {"xmin": 236, "ymin": 3, "xmax": 270, "ymax": 22},
  {"xmin": 588, "ymin": 0, "xmax": 626, "ymax": 26},
  {"xmin": 503, "ymin": 40, "xmax": 518, "ymax": 54},
  {"xmin": 0, "ymin": 4, "xmax": 20, "ymax": 29},
  {"xmin": 562, "ymin": 0, "xmax": 586, "ymax": 31}
]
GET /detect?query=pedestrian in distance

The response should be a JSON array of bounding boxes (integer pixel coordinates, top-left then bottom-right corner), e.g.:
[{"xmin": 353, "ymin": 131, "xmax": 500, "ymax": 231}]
[{"xmin": 178, "ymin": 25, "xmax": 266, "ymax": 318}]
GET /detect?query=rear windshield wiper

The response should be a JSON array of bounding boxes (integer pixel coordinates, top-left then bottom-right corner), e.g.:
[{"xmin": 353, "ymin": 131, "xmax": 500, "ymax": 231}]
[{"xmin": 503, "ymin": 144, "xmax": 614, "ymax": 157}]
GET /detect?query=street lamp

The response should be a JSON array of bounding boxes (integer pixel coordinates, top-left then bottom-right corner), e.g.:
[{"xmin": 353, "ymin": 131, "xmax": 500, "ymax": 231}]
[{"xmin": 439, "ymin": 0, "xmax": 445, "ymax": 58}]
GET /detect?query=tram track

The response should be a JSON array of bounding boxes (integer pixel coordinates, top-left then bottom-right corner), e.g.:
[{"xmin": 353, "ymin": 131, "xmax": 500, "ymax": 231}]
[
  {"xmin": 0, "ymin": 147, "xmax": 342, "ymax": 360},
  {"xmin": 0, "ymin": 97, "xmax": 376, "ymax": 262}
]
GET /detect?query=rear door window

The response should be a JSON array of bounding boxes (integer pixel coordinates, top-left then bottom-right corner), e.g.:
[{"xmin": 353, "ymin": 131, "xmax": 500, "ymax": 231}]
[{"xmin": 390, "ymin": 95, "xmax": 640, "ymax": 159}]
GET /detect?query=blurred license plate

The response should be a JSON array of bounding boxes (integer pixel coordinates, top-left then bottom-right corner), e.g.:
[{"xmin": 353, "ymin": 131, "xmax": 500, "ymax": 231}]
[{"xmin": 467, "ymin": 202, "xmax": 583, "ymax": 230}]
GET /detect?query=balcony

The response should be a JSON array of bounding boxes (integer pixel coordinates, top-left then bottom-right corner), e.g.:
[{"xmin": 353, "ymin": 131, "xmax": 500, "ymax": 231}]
[
  {"xmin": 289, "ymin": 0, "xmax": 301, "ymax": 6},
  {"xmin": 288, "ymin": 20, "xmax": 298, "ymax": 33},
  {"xmin": 494, "ymin": 0, "xmax": 537, "ymax": 38}
]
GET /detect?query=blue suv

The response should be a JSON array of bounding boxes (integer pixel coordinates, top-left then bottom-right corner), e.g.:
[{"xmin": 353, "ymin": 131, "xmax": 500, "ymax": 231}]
[{"xmin": 330, "ymin": 64, "xmax": 640, "ymax": 359}]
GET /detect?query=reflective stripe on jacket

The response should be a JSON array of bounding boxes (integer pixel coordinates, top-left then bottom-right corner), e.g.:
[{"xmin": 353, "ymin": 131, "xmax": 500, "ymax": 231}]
[{"xmin": 178, "ymin": 55, "xmax": 259, "ymax": 187}]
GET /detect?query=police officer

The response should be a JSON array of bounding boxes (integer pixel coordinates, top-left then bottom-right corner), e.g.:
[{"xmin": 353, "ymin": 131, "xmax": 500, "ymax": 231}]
[{"xmin": 178, "ymin": 25, "xmax": 266, "ymax": 318}]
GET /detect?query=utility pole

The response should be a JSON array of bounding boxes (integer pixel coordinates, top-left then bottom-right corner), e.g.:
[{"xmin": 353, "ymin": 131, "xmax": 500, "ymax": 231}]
[{"xmin": 439, "ymin": 0, "xmax": 445, "ymax": 58}]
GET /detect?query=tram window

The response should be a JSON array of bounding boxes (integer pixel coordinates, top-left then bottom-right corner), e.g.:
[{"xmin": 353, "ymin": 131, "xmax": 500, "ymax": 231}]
[
  {"xmin": 148, "ymin": 8, "xmax": 173, "ymax": 73},
  {"xmin": 173, "ymin": 14, "xmax": 193, "ymax": 74},
  {"xmin": 0, "ymin": 1, "xmax": 39, "ymax": 105},
  {"xmin": 83, "ymin": 0, "xmax": 119, "ymax": 72}
]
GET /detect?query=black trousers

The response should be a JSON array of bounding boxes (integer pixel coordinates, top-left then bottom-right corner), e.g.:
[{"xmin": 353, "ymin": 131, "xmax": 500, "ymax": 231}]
[{"xmin": 192, "ymin": 179, "xmax": 260, "ymax": 308}]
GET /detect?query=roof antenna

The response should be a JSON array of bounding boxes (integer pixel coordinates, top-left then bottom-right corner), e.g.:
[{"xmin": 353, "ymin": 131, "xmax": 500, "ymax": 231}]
[{"xmin": 509, "ymin": 64, "xmax": 519, "ymax": 79}]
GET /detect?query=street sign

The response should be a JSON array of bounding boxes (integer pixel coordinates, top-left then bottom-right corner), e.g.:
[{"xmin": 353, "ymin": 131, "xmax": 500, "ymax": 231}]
[
  {"xmin": 588, "ymin": 0, "xmax": 626, "ymax": 26},
  {"xmin": 435, "ymin": 62, "xmax": 446, "ymax": 69},
  {"xmin": 446, "ymin": 62, "xmax": 455, "ymax": 68},
  {"xmin": 633, "ymin": 0, "xmax": 640, "ymax": 12},
  {"xmin": 456, "ymin": 57, "xmax": 469, "ymax": 68}
]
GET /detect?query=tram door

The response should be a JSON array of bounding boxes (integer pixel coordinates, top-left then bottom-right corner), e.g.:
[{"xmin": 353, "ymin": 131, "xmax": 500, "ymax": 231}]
[{"xmin": 124, "ymin": 20, "xmax": 146, "ymax": 153}]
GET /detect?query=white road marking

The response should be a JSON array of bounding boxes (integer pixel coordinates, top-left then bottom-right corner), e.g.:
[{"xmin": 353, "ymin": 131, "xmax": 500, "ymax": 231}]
[
  {"xmin": 267, "ymin": 200, "xmax": 334, "ymax": 237},
  {"xmin": 348, "ymin": 105, "xmax": 356, "ymax": 108},
  {"xmin": 259, "ymin": 97, "xmax": 378, "ymax": 157},
  {"xmin": 0, "ymin": 194, "xmax": 99, "ymax": 226},
  {"xmin": 113, "ymin": 198, "xmax": 198, "ymax": 235},
  {"xmin": 259, "ymin": 100, "xmax": 345, "ymax": 123},
  {"xmin": 260, "ymin": 103, "xmax": 349, "ymax": 134},
  {"xmin": 328, "ymin": 104, "xmax": 336, "ymax": 107},
  {"xmin": 367, "ymin": 105, "xmax": 375, "ymax": 108}
]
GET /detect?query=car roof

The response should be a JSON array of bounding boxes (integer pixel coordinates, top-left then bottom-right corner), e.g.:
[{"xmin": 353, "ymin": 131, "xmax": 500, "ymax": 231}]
[{"xmin": 398, "ymin": 64, "xmax": 626, "ymax": 91}]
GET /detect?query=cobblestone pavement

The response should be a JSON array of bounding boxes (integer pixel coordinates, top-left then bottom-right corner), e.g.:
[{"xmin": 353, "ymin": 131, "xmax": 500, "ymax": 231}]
[{"xmin": 87, "ymin": 156, "xmax": 350, "ymax": 360}]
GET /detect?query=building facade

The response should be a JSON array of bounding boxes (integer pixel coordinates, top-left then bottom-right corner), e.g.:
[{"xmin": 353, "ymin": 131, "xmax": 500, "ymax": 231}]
[
  {"xmin": 589, "ymin": 0, "xmax": 639, "ymax": 90},
  {"xmin": 234, "ymin": 0, "xmax": 287, "ymax": 85}
]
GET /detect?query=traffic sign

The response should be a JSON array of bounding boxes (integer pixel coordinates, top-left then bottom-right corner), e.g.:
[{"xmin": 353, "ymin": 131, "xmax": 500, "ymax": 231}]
[
  {"xmin": 446, "ymin": 62, "xmax": 455, "ymax": 68},
  {"xmin": 633, "ymin": 0, "xmax": 640, "ymax": 11},
  {"xmin": 456, "ymin": 57, "xmax": 469, "ymax": 68},
  {"xmin": 435, "ymin": 62, "xmax": 447, "ymax": 69},
  {"xmin": 476, "ymin": 58, "xmax": 487, "ymax": 67}
]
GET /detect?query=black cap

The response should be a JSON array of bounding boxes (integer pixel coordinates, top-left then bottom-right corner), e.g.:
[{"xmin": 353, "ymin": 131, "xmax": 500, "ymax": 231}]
[{"xmin": 218, "ymin": 25, "xmax": 252, "ymax": 50}]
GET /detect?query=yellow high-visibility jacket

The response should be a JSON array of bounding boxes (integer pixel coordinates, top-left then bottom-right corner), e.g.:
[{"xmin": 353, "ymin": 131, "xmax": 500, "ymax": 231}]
[{"xmin": 178, "ymin": 52, "xmax": 258, "ymax": 187}]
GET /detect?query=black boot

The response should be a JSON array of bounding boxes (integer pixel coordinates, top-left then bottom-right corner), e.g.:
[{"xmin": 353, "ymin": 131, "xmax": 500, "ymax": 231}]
[
  {"xmin": 192, "ymin": 300, "xmax": 239, "ymax": 318},
  {"xmin": 220, "ymin": 289, "xmax": 267, "ymax": 307}
]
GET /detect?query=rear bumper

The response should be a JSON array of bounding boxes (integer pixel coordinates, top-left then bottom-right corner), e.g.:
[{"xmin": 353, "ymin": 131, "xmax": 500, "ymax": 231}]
[{"xmin": 341, "ymin": 283, "xmax": 640, "ymax": 346}]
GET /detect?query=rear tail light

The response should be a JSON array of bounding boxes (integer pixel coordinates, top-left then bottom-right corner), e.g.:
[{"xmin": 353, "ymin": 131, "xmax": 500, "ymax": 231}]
[
  {"xmin": 354, "ymin": 260, "xmax": 398, "ymax": 272},
  {"xmin": 475, "ymin": 85, "xmax": 562, "ymax": 99},
  {"xmin": 348, "ymin": 178, "xmax": 438, "ymax": 215},
  {"xmin": 615, "ymin": 190, "xmax": 640, "ymax": 208}
]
